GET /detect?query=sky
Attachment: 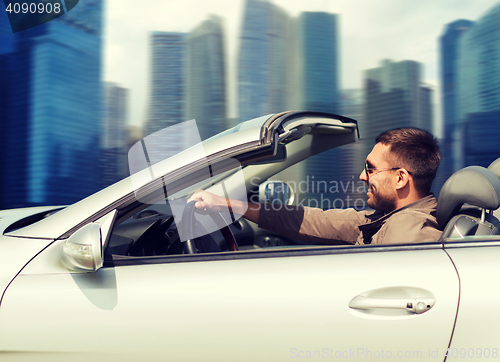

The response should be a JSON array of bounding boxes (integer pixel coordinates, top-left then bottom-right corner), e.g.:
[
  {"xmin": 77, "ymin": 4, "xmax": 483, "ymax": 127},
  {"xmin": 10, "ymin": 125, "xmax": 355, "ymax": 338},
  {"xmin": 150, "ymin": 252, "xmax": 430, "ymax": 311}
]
[{"xmin": 103, "ymin": 0, "xmax": 500, "ymax": 137}]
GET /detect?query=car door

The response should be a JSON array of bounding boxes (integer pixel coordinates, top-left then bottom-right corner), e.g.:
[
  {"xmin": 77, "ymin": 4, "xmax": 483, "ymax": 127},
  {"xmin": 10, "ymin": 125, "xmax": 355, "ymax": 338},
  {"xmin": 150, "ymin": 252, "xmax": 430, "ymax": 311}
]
[{"xmin": 0, "ymin": 242, "xmax": 459, "ymax": 361}]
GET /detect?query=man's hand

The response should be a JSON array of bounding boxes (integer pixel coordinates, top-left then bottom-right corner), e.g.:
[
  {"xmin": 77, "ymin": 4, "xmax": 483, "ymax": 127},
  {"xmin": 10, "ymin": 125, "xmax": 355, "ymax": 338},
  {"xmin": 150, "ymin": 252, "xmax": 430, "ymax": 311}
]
[
  {"xmin": 188, "ymin": 190, "xmax": 228, "ymax": 215},
  {"xmin": 187, "ymin": 190, "xmax": 261, "ymax": 223}
]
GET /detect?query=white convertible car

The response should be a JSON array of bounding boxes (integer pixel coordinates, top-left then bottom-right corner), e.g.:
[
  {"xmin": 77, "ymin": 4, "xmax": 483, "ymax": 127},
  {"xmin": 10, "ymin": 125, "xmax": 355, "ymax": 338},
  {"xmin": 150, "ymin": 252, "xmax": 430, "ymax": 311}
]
[{"xmin": 1, "ymin": 111, "xmax": 500, "ymax": 361}]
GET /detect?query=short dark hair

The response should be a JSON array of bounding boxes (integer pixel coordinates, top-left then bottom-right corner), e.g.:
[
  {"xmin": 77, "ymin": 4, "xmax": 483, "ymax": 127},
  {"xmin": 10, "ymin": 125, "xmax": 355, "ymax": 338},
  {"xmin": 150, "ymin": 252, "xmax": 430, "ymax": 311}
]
[{"xmin": 376, "ymin": 127, "xmax": 440, "ymax": 196}]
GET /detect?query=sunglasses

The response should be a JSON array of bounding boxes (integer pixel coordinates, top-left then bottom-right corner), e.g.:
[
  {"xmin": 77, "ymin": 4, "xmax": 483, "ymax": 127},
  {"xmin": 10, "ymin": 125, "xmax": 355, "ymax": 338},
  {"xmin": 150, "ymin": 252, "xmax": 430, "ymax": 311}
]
[{"xmin": 364, "ymin": 160, "xmax": 412, "ymax": 177}]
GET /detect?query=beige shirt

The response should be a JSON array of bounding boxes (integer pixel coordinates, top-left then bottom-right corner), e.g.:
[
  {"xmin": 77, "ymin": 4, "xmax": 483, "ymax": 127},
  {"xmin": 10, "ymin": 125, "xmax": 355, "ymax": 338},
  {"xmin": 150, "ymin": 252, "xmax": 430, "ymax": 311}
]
[{"xmin": 258, "ymin": 195, "xmax": 442, "ymax": 245}]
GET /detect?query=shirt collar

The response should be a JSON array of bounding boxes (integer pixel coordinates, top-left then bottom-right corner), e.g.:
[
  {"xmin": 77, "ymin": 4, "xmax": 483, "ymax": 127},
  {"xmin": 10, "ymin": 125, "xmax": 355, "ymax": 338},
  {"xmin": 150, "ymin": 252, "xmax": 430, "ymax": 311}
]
[{"xmin": 361, "ymin": 194, "xmax": 437, "ymax": 229}]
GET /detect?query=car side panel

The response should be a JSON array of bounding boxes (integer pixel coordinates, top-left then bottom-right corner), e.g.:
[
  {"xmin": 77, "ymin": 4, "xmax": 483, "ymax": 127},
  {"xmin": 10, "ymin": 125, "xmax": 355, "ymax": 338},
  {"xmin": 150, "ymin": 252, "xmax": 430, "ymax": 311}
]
[{"xmin": 0, "ymin": 248, "xmax": 459, "ymax": 361}]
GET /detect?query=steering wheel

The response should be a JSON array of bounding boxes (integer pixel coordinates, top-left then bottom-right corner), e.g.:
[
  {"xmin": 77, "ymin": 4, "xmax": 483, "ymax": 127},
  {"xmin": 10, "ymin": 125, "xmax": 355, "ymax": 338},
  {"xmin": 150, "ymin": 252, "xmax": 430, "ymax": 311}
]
[{"xmin": 181, "ymin": 201, "xmax": 238, "ymax": 254}]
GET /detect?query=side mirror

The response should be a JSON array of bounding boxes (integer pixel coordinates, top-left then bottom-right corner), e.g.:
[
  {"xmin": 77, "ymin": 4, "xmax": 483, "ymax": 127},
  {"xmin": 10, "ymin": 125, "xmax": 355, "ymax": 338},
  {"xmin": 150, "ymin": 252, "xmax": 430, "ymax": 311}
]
[
  {"xmin": 259, "ymin": 181, "xmax": 295, "ymax": 206},
  {"xmin": 62, "ymin": 223, "xmax": 103, "ymax": 272}
]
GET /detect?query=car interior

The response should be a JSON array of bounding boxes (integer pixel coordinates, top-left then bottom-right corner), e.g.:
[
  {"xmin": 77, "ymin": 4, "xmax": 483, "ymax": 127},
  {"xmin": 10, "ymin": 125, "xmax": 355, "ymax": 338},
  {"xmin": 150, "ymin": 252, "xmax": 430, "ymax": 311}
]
[
  {"xmin": 105, "ymin": 180, "xmax": 305, "ymax": 258},
  {"xmin": 104, "ymin": 114, "xmax": 361, "ymax": 259},
  {"xmin": 103, "ymin": 155, "xmax": 500, "ymax": 259}
]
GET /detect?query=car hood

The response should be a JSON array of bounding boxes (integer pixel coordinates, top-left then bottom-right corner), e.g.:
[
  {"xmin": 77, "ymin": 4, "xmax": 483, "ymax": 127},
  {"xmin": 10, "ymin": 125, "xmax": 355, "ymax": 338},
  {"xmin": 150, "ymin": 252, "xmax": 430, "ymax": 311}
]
[
  {"xmin": 6, "ymin": 111, "xmax": 358, "ymax": 240},
  {"xmin": 0, "ymin": 208, "xmax": 58, "ymax": 303}
]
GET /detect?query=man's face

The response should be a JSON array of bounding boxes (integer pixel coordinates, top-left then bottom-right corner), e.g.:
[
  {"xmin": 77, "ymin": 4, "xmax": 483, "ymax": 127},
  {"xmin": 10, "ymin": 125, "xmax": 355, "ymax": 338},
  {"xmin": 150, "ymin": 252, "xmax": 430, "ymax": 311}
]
[{"xmin": 359, "ymin": 143, "xmax": 398, "ymax": 213}]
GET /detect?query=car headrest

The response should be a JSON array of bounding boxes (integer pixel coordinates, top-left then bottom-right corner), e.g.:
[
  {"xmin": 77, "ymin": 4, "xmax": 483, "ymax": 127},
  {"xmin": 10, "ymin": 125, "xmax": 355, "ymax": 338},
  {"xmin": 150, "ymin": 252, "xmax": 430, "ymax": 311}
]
[
  {"xmin": 437, "ymin": 166, "xmax": 500, "ymax": 227},
  {"xmin": 488, "ymin": 157, "xmax": 500, "ymax": 179}
]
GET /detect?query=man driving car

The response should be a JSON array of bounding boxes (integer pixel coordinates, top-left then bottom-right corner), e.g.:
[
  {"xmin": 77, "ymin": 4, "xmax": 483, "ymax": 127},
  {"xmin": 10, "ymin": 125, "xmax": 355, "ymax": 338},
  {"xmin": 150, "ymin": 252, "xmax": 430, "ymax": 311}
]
[{"xmin": 188, "ymin": 127, "xmax": 442, "ymax": 245}]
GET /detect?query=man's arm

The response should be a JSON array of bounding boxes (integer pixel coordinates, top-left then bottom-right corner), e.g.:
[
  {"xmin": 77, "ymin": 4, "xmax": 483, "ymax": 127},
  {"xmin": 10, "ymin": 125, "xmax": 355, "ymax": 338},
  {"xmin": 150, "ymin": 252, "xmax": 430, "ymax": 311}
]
[
  {"xmin": 187, "ymin": 190, "xmax": 260, "ymax": 223},
  {"xmin": 188, "ymin": 190, "xmax": 363, "ymax": 245}
]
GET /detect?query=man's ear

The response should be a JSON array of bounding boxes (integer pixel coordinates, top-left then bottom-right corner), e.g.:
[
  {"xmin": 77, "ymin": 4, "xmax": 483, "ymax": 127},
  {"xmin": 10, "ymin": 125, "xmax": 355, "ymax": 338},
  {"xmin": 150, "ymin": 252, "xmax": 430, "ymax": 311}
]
[{"xmin": 394, "ymin": 169, "xmax": 410, "ymax": 190}]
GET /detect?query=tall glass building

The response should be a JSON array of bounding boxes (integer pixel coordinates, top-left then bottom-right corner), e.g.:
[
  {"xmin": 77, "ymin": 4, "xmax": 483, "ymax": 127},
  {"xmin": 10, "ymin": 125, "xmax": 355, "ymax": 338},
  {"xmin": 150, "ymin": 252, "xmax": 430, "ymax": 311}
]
[
  {"xmin": 142, "ymin": 32, "xmax": 199, "ymax": 170},
  {"xmin": 440, "ymin": 20, "xmax": 474, "ymax": 138},
  {"xmin": 2, "ymin": 0, "xmax": 104, "ymax": 208},
  {"xmin": 238, "ymin": 0, "xmax": 291, "ymax": 123},
  {"xmin": 100, "ymin": 82, "xmax": 129, "ymax": 188},
  {"xmin": 295, "ymin": 12, "xmax": 339, "ymax": 113},
  {"xmin": 145, "ymin": 32, "xmax": 186, "ymax": 136},
  {"xmin": 363, "ymin": 59, "xmax": 436, "ymax": 193},
  {"xmin": 186, "ymin": 15, "xmax": 227, "ymax": 141},
  {"xmin": 0, "ymin": 8, "xmax": 13, "ymax": 53},
  {"xmin": 461, "ymin": 111, "xmax": 500, "ymax": 167},
  {"xmin": 455, "ymin": 2, "xmax": 500, "ymax": 170},
  {"xmin": 364, "ymin": 60, "xmax": 433, "ymax": 148},
  {"xmin": 435, "ymin": 19, "xmax": 474, "ymax": 194},
  {"xmin": 339, "ymin": 89, "xmax": 367, "ymax": 209},
  {"xmin": 0, "ymin": 10, "xmax": 14, "ymax": 209},
  {"xmin": 293, "ymin": 12, "xmax": 344, "ymax": 209}
]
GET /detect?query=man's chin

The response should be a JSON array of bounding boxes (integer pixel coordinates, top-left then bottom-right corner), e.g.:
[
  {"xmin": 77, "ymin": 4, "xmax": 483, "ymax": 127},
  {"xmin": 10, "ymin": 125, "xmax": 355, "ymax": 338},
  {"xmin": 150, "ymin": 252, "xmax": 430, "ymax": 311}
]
[
  {"xmin": 369, "ymin": 196, "xmax": 397, "ymax": 213},
  {"xmin": 366, "ymin": 197, "xmax": 375, "ymax": 209},
  {"xmin": 366, "ymin": 194, "xmax": 390, "ymax": 212}
]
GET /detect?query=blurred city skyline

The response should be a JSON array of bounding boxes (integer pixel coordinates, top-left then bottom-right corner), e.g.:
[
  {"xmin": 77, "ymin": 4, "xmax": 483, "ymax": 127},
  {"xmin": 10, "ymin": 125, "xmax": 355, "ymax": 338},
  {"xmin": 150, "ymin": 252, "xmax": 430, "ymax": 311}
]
[
  {"xmin": 2, "ymin": 0, "xmax": 500, "ymax": 209},
  {"xmin": 104, "ymin": 0, "xmax": 500, "ymax": 136}
]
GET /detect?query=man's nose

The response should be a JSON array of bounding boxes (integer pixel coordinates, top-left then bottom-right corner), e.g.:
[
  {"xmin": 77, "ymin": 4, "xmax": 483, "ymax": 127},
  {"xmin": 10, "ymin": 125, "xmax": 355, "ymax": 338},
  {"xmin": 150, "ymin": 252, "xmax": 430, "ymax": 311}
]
[{"xmin": 359, "ymin": 168, "xmax": 367, "ymax": 181}]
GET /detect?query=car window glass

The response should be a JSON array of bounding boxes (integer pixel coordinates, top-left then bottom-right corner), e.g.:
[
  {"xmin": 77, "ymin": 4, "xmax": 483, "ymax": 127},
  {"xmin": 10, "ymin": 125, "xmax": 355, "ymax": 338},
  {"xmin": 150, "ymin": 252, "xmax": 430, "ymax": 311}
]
[{"xmin": 107, "ymin": 159, "xmax": 248, "ymax": 258}]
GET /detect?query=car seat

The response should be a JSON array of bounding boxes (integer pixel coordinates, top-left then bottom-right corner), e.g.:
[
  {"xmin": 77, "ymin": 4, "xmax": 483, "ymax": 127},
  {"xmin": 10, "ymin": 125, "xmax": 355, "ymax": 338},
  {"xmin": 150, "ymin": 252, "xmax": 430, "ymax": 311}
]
[
  {"xmin": 437, "ymin": 166, "xmax": 500, "ymax": 240},
  {"xmin": 488, "ymin": 157, "xmax": 500, "ymax": 221},
  {"xmin": 488, "ymin": 157, "xmax": 500, "ymax": 178}
]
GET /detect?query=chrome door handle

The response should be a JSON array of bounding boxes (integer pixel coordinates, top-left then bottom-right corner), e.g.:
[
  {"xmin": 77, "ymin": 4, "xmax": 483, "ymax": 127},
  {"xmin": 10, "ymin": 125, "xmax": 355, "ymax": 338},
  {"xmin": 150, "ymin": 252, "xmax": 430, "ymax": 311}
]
[
  {"xmin": 349, "ymin": 295, "xmax": 435, "ymax": 314},
  {"xmin": 349, "ymin": 287, "xmax": 436, "ymax": 315}
]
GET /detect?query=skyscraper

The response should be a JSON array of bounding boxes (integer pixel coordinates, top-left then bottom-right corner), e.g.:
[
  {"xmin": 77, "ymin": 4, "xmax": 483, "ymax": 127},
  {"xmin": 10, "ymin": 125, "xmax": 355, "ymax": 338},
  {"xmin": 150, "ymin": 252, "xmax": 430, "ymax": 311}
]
[
  {"xmin": 295, "ymin": 12, "xmax": 340, "ymax": 114},
  {"xmin": 340, "ymin": 89, "xmax": 367, "ymax": 208},
  {"xmin": 0, "ymin": 10, "xmax": 14, "ymax": 209},
  {"xmin": 0, "ymin": 7, "xmax": 13, "ymax": 53},
  {"xmin": 238, "ymin": 0, "xmax": 291, "ymax": 123},
  {"xmin": 436, "ymin": 19, "xmax": 474, "ymax": 193},
  {"xmin": 145, "ymin": 32, "xmax": 186, "ymax": 137},
  {"xmin": 2, "ymin": 0, "xmax": 104, "ymax": 208},
  {"xmin": 364, "ymin": 59, "xmax": 434, "ymax": 147},
  {"xmin": 340, "ymin": 89, "xmax": 364, "ymax": 131},
  {"xmin": 103, "ymin": 83, "xmax": 128, "ymax": 150},
  {"xmin": 293, "ymin": 12, "xmax": 343, "ymax": 208},
  {"xmin": 100, "ymin": 82, "xmax": 129, "ymax": 188},
  {"xmin": 461, "ymin": 110, "xmax": 500, "ymax": 167},
  {"xmin": 363, "ymin": 59, "xmax": 436, "ymax": 194},
  {"xmin": 143, "ymin": 32, "xmax": 199, "ymax": 169},
  {"xmin": 440, "ymin": 19, "xmax": 474, "ymax": 138},
  {"xmin": 186, "ymin": 15, "xmax": 227, "ymax": 141},
  {"xmin": 454, "ymin": 2, "xmax": 500, "ymax": 170}
]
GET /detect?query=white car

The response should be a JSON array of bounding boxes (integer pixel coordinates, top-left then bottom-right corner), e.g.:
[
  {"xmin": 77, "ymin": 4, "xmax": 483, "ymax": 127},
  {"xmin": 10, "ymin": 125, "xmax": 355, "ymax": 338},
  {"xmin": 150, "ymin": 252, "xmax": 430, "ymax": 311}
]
[{"xmin": 1, "ymin": 111, "xmax": 499, "ymax": 361}]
